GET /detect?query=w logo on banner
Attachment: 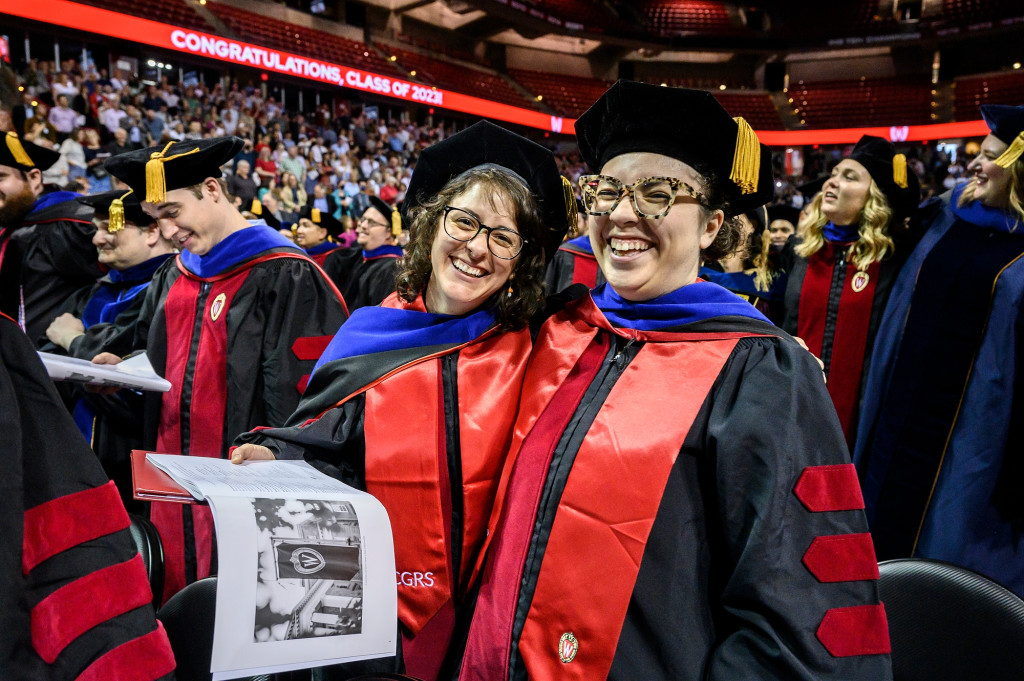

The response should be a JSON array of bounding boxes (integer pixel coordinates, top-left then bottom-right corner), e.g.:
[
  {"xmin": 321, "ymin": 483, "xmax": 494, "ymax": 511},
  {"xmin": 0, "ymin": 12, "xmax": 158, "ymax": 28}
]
[
  {"xmin": 889, "ymin": 126, "xmax": 910, "ymax": 142},
  {"xmin": 551, "ymin": 116, "xmax": 564, "ymax": 133},
  {"xmin": 274, "ymin": 540, "xmax": 360, "ymax": 580},
  {"xmin": 291, "ymin": 547, "xmax": 327, "ymax": 574}
]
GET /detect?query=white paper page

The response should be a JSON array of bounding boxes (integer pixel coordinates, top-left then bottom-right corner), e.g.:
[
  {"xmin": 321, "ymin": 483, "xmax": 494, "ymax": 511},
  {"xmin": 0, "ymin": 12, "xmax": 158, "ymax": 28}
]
[
  {"xmin": 146, "ymin": 455, "xmax": 366, "ymax": 501},
  {"xmin": 38, "ymin": 351, "xmax": 172, "ymax": 391},
  {"xmin": 207, "ymin": 493, "xmax": 396, "ymax": 679}
]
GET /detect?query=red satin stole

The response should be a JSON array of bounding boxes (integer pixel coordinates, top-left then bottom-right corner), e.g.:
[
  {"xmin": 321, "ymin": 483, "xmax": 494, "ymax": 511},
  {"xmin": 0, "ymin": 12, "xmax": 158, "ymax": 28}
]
[
  {"xmin": 362, "ymin": 315, "xmax": 531, "ymax": 638},
  {"xmin": 465, "ymin": 295, "xmax": 758, "ymax": 681}
]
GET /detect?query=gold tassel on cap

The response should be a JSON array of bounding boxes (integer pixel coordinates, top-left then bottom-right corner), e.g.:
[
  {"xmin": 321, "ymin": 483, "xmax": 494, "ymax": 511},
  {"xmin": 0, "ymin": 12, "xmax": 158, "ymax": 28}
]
[
  {"xmin": 251, "ymin": 198, "xmax": 262, "ymax": 216},
  {"xmin": 145, "ymin": 142, "xmax": 202, "ymax": 204},
  {"xmin": 6, "ymin": 132, "xmax": 35, "ymax": 167},
  {"xmin": 995, "ymin": 131, "xmax": 1024, "ymax": 169},
  {"xmin": 311, "ymin": 208, "xmax": 321, "ymax": 224},
  {"xmin": 893, "ymin": 154, "xmax": 908, "ymax": 189},
  {"xmin": 107, "ymin": 189, "xmax": 132, "ymax": 233},
  {"xmin": 730, "ymin": 117, "xmax": 761, "ymax": 195},
  {"xmin": 562, "ymin": 176, "xmax": 578, "ymax": 235},
  {"xmin": 391, "ymin": 208, "xmax": 402, "ymax": 238}
]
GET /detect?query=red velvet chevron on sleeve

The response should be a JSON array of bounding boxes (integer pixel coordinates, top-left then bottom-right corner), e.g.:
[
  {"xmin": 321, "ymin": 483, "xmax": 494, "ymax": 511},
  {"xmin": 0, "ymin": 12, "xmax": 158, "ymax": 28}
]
[
  {"xmin": 817, "ymin": 604, "xmax": 892, "ymax": 657},
  {"xmin": 793, "ymin": 464, "xmax": 865, "ymax": 512},
  {"xmin": 76, "ymin": 621, "xmax": 177, "ymax": 681},
  {"xmin": 22, "ymin": 481, "xmax": 130, "ymax": 573},
  {"xmin": 802, "ymin": 533, "xmax": 880, "ymax": 583}
]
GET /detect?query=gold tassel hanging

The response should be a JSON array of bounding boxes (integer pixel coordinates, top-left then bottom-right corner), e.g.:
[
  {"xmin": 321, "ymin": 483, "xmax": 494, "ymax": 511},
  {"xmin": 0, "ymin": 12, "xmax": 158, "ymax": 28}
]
[
  {"xmin": 892, "ymin": 153, "xmax": 908, "ymax": 189},
  {"xmin": 730, "ymin": 117, "xmax": 761, "ymax": 195},
  {"xmin": 391, "ymin": 208, "xmax": 402, "ymax": 238},
  {"xmin": 145, "ymin": 142, "xmax": 202, "ymax": 203},
  {"xmin": 562, "ymin": 176, "xmax": 577, "ymax": 235},
  {"xmin": 311, "ymin": 207, "xmax": 321, "ymax": 223},
  {"xmin": 6, "ymin": 132, "xmax": 35, "ymax": 167},
  {"xmin": 995, "ymin": 131, "xmax": 1024, "ymax": 168},
  {"xmin": 107, "ymin": 189, "xmax": 132, "ymax": 233},
  {"xmin": 251, "ymin": 198, "xmax": 262, "ymax": 215}
]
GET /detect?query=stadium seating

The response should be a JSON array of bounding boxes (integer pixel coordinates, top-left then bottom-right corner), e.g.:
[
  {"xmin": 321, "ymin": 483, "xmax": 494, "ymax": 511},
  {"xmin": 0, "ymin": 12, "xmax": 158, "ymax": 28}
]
[
  {"xmin": 954, "ymin": 71, "xmax": 1024, "ymax": 117},
  {"xmin": 788, "ymin": 77, "xmax": 934, "ymax": 128},
  {"xmin": 207, "ymin": 3, "xmax": 401, "ymax": 75},
  {"xmin": 379, "ymin": 45, "xmax": 539, "ymax": 111},
  {"xmin": 508, "ymin": 69, "xmax": 614, "ymax": 118},
  {"xmin": 69, "ymin": 0, "xmax": 212, "ymax": 32},
  {"xmin": 634, "ymin": 0, "xmax": 741, "ymax": 36},
  {"xmin": 715, "ymin": 92, "xmax": 786, "ymax": 130}
]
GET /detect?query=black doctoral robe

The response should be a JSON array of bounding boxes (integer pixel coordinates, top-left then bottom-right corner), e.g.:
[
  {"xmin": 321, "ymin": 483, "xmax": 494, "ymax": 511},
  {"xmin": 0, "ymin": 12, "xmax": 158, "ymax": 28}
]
[
  {"xmin": 0, "ymin": 312, "xmax": 176, "ymax": 681},
  {"xmin": 3, "ymin": 191, "xmax": 101, "ymax": 343},
  {"xmin": 323, "ymin": 245, "xmax": 402, "ymax": 311},
  {"xmin": 458, "ymin": 287, "xmax": 892, "ymax": 681}
]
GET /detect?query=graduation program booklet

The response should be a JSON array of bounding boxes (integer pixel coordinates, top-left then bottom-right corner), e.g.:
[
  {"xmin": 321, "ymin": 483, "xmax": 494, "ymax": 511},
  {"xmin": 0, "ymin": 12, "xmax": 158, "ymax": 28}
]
[
  {"xmin": 145, "ymin": 453, "xmax": 397, "ymax": 681},
  {"xmin": 38, "ymin": 351, "xmax": 172, "ymax": 391}
]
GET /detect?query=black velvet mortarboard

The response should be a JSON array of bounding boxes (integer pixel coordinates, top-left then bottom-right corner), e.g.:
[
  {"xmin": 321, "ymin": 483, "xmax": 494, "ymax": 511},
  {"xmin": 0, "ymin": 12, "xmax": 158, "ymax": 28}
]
[
  {"xmin": 300, "ymin": 204, "xmax": 343, "ymax": 239},
  {"xmin": 980, "ymin": 104, "xmax": 1024, "ymax": 170},
  {"xmin": 248, "ymin": 198, "xmax": 281, "ymax": 230},
  {"xmin": 848, "ymin": 135, "xmax": 920, "ymax": 223},
  {"xmin": 981, "ymin": 104, "xmax": 1024, "ymax": 146},
  {"xmin": 78, "ymin": 190, "xmax": 154, "ymax": 228},
  {"xmin": 105, "ymin": 136, "xmax": 244, "ymax": 204},
  {"xmin": 0, "ymin": 131, "xmax": 60, "ymax": 172},
  {"xmin": 767, "ymin": 204, "xmax": 800, "ymax": 227},
  {"xmin": 574, "ymin": 80, "xmax": 774, "ymax": 218},
  {"xmin": 403, "ymin": 120, "xmax": 573, "ymax": 262},
  {"xmin": 365, "ymin": 196, "xmax": 402, "ymax": 238}
]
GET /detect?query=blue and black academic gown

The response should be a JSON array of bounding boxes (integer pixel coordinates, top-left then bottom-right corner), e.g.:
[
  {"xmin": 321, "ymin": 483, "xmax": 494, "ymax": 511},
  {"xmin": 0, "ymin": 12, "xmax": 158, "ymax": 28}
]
[
  {"xmin": 855, "ymin": 186, "xmax": 1024, "ymax": 595},
  {"xmin": 459, "ymin": 282, "xmax": 892, "ymax": 681},
  {"xmin": 780, "ymin": 222, "xmax": 918, "ymax": 448},
  {"xmin": 323, "ymin": 243, "xmax": 404, "ymax": 311},
  {"xmin": 544, "ymin": 235, "xmax": 605, "ymax": 294},
  {"xmin": 44, "ymin": 253, "xmax": 174, "ymax": 513},
  {"xmin": 1, "ymin": 190, "xmax": 101, "ymax": 344},
  {"xmin": 698, "ymin": 265, "xmax": 787, "ymax": 323},
  {"xmin": 235, "ymin": 293, "xmax": 532, "ymax": 681},
  {"xmin": 123, "ymin": 223, "xmax": 349, "ymax": 603},
  {"xmin": 305, "ymin": 240, "xmax": 340, "ymax": 267},
  {"xmin": 0, "ymin": 311, "xmax": 176, "ymax": 681}
]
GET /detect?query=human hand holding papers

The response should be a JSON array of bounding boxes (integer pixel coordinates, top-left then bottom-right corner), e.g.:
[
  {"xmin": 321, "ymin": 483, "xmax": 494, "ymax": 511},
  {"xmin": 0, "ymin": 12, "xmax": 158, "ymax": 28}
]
[
  {"xmin": 38, "ymin": 351, "xmax": 171, "ymax": 391},
  {"xmin": 143, "ymin": 453, "xmax": 397, "ymax": 680}
]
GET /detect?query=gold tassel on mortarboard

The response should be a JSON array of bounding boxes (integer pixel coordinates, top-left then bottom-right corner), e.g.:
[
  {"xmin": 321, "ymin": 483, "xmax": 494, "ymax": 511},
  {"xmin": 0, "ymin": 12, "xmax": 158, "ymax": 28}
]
[
  {"xmin": 562, "ymin": 176, "xmax": 578, "ymax": 236},
  {"xmin": 107, "ymin": 189, "xmax": 133, "ymax": 233},
  {"xmin": 893, "ymin": 153, "xmax": 908, "ymax": 189},
  {"xmin": 5, "ymin": 132, "xmax": 34, "ymax": 167},
  {"xmin": 730, "ymin": 117, "xmax": 761, "ymax": 195},
  {"xmin": 995, "ymin": 131, "xmax": 1024, "ymax": 169},
  {"xmin": 145, "ymin": 142, "xmax": 202, "ymax": 204},
  {"xmin": 391, "ymin": 208, "xmax": 402, "ymax": 238},
  {"xmin": 250, "ymin": 198, "xmax": 263, "ymax": 216},
  {"xmin": 311, "ymin": 207, "xmax": 321, "ymax": 224}
]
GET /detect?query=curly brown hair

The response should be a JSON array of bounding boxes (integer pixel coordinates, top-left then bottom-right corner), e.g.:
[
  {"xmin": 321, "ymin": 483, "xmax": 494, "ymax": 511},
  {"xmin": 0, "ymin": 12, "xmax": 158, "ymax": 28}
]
[
  {"xmin": 396, "ymin": 166, "xmax": 546, "ymax": 330},
  {"xmin": 691, "ymin": 165, "xmax": 740, "ymax": 262}
]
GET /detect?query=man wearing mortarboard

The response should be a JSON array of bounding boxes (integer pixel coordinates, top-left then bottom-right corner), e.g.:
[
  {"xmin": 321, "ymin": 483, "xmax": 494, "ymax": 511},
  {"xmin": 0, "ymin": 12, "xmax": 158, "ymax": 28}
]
[
  {"xmin": 322, "ymin": 195, "xmax": 404, "ymax": 311},
  {"xmin": 294, "ymin": 203, "xmax": 344, "ymax": 266},
  {"xmin": 0, "ymin": 130, "xmax": 101, "ymax": 343},
  {"xmin": 42, "ymin": 189, "xmax": 176, "ymax": 512},
  {"xmin": 93, "ymin": 137, "xmax": 349, "ymax": 602}
]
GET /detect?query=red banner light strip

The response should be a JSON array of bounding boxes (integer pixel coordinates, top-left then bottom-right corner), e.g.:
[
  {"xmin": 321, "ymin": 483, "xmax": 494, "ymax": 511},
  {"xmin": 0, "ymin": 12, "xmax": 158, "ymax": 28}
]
[{"xmin": 3, "ymin": 0, "xmax": 992, "ymax": 144}]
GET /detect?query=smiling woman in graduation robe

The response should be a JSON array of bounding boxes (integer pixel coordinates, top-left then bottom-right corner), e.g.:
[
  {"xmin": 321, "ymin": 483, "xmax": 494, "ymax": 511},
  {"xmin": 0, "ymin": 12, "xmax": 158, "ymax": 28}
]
[
  {"xmin": 457, "ymin": 81, "xmax": 892, "ymax": 681},
  {"xmin": 232, "ymin": 120, "xmax": 573, "ymax": 681}
]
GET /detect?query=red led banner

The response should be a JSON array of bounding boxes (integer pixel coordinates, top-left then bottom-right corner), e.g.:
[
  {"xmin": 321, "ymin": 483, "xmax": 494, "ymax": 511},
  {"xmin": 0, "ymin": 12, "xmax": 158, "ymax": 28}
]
[
  {"xmin": 3, "ymin": 0, "xmax": 573, "ymax": 134},
  {"xmin": 2, "ymin": 0, "xmax": 993, "ymax": 144}
]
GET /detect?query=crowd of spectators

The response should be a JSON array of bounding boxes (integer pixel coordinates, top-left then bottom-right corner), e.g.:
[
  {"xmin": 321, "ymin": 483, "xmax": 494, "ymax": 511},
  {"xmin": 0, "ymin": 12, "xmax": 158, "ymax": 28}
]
[{"xmin": 12, "ymin": 56, "xmax": 965, "ymax": 227}]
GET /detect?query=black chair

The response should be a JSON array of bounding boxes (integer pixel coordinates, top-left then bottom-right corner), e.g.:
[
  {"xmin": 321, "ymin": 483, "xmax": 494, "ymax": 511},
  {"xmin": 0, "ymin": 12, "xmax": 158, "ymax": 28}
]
[
  {"xmin": 878, "ymin": 558, "xmax": 1024, "ymax": 681},
  {"xmin": 128, "ymin": 513, "xmax": 165, "ymax": 608},
  {"xmin": 157, "ymin": 577, "xmax": 313, "ymax": 681}
]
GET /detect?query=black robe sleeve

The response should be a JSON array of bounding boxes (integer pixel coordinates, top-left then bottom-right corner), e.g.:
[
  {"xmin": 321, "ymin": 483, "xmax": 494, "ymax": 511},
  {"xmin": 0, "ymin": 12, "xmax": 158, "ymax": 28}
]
[
  {"xmin": 701, "ymin": 336, "xmax": 891, "ymax": 680},
  {"xmin": 0, "ymin": 315, "xmax": 176, "ymax": 680},
  {"xmin": 235, "ymin": 395, "xmax": 368, "ymax": 490},
  {"xmin": 66, "ymin": 288, "xmax": 150, "ymax": 361},
  {"xmin": 254, "ymin": 258, "xmax": 349, "ymax": 427}
]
